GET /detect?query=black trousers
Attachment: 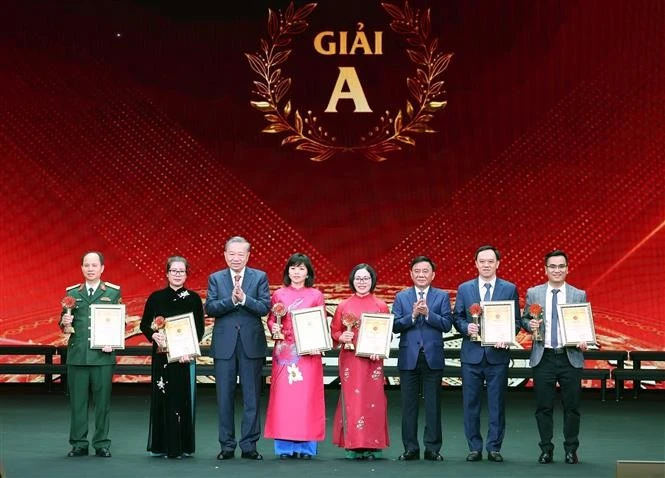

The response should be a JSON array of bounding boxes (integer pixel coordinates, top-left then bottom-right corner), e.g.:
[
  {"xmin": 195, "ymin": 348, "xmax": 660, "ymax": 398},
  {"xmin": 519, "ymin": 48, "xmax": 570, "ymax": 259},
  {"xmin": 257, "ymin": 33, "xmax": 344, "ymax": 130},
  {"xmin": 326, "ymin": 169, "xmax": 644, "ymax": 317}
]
[
  {"xmin": 532, "ymin": 349, "xmax": 582, "ymax": 454},
  {"xmin": 399, "ymin": 350, "xmax": 443, "ymax": 453}
]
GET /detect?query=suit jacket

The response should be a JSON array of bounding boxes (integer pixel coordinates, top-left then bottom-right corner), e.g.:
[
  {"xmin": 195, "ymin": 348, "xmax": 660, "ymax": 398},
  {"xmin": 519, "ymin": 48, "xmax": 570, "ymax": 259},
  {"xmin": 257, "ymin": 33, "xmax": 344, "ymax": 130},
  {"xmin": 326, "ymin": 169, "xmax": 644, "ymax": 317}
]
[
  {"xmin": 520, "ymin": 283, "xmax": 587, "ymax": 368},
  {"xmin": 61, "ymin": 281, "xmax": 121, "ymax": 366},
  {"xmin": 392, "ymin": 286, "xmax": 453, "ymax": 370},
  {"xmin": 453, "ymin": 277, "xmax": 520, "ymax": 365},
  {"xmin": 205, "ymin": 266, "xmax": 271, "ymax": 360}
]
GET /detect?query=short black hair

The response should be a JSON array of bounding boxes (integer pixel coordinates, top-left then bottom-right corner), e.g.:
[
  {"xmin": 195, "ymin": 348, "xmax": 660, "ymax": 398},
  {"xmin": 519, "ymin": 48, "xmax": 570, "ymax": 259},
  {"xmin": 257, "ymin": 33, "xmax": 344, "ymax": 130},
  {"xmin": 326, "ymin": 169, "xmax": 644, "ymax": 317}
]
[
  {"xmin": 410, "ymin": 255, "xmax": 436, "ymax": 271},
  {"xmin": 283, "ymin": 253, "xmax": 315, "ymax": 287},
  {"xmin": 475, "ymin": 245, "xmax": 501, "ymax": 261},
  {"xmin": 544, "ymin": 249, "xmax": 568, "ymax": 265},
  {"xmin": 348, "ymin": 263, "xmax": 377, "ymax": 293},
  {"xmin": 81, "ymin": 251, "xmax": 104, "ymax": 265},
  {"xmin": 165, "ymin": 255, "xmax": 189, "ymax": 274}
]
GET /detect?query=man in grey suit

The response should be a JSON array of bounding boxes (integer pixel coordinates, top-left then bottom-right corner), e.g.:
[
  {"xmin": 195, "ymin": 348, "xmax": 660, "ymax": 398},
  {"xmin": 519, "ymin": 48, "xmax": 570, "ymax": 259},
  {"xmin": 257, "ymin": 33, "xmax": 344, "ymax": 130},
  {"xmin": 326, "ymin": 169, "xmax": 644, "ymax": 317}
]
[
  {"xmin": 521, "ymin": 250, "xmax": 588, "ymax": 465},
  {"xmin": 205, "ymin": 236, "xmax": 271, "ymax": 461}
]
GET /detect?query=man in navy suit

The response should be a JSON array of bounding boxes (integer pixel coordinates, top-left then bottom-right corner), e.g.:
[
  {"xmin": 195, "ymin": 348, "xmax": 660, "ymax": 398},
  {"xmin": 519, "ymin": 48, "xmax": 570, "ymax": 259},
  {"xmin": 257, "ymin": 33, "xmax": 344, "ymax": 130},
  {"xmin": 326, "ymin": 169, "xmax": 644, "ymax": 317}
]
[
  {"xmin": 453, "ymin": 245, "xmax": 520, "ymax": 463},
  {"xmin": 393, "ymin": 256, "xmax": 453, "ymax": 461},
  {"xmin": 205, "ymin": 236, "xmax": 271, "ymax": 461},
  {"xmin": 521, "ymin": 250, "xmax": 588, "ymax": 465}
]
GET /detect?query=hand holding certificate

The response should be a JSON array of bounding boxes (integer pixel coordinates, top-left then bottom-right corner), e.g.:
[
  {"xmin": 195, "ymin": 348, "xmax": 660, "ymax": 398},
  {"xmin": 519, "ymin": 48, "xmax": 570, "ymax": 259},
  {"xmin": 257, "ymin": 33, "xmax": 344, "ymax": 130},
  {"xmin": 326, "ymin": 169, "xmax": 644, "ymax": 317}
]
[{"xmin": 355, "ymin": 313, "xmax": 394, "ymax": 359}]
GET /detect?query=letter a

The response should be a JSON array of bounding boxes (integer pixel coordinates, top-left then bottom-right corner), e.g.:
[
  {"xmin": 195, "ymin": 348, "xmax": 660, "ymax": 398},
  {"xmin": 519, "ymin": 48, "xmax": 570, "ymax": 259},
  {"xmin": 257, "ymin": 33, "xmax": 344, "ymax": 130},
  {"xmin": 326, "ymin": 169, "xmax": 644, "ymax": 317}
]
[{"xmin": 324, "ymin": 67, "xmax": 372, "ymax": 113}]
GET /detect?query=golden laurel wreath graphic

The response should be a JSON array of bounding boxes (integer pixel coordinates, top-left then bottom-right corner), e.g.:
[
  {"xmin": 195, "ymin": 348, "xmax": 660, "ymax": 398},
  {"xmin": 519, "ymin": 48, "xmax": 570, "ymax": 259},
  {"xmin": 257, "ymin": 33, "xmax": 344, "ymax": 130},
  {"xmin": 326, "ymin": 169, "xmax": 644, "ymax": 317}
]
[{"xmin": 246, "ymin": 1, "xmax": 452, "ymax": 162}]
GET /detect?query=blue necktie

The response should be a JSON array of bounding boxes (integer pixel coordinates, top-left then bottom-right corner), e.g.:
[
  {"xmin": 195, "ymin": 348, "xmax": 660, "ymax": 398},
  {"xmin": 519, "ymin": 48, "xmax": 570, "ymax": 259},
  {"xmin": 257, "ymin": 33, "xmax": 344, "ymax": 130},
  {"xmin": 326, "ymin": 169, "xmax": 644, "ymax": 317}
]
[
  {"xmin": 483, "ymin": 283, "xmax": 491, "ymax": 302},
  {"xmin": 551, "ymin": 289, "xmax": 560, "ymax": 348}
]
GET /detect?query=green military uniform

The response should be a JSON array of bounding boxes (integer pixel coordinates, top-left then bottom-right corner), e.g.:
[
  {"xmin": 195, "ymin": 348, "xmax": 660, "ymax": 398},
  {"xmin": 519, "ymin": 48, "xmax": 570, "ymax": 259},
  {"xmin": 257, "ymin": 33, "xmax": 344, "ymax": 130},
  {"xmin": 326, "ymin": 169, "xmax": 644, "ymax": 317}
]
[{"xmin": 61, "ymin": 281, "xmax": 121, "ymax": 451}]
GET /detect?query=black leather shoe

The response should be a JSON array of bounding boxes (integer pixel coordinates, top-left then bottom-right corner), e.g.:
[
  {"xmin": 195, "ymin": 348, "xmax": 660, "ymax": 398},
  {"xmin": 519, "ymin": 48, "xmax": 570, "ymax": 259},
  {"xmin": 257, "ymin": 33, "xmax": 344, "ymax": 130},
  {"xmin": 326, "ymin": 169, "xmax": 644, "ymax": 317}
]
[
  {"xmin": 466, "ymin": 451, "xmax": 482, "ymax": 461},
  {"xmin": 67, "ymin": 447, "xmax": 88, "ymax": 457},
  {"xmin": 538, "ymin": 451, "xmax": 553, "ymax": 464},
  {"xmin": 565, "ymin": 451, "xmax": 578, "ymax": 464},
  {"xmin": 424, "ymin": 450, "xmax": 443, "ymax": 461},
  {"xmin": 95, "ymin": 447, "xmax": 112, "ymax": 458},
  {"xmin": 487, "ymin": 451, "xmax": 503, "ymax": 462},
  {"xmin": 241, "ymin": 450, "xmax": 263, "ymax": 460},
  {"xmin": 217, "ymin": 450, "xmax": 234, "ymax": 460},
  {"xmin": 398, "ymin": 450, "xmax": 419, "ymax": 461}
]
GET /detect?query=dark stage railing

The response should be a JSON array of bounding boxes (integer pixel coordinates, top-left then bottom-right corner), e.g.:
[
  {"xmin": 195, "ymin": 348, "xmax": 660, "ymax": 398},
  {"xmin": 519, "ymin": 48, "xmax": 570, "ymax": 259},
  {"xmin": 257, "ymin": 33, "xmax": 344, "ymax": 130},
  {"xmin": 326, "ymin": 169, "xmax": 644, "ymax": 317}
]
[{"xmin": 1, "ymin": 345, "xmax": 654, "ymax": 402}]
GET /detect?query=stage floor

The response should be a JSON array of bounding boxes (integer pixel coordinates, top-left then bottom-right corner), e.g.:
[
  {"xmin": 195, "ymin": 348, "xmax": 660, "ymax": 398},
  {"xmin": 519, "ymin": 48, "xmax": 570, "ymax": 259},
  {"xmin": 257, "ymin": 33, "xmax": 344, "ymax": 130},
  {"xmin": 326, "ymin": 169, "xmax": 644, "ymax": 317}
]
[{"xmin": 1, "ymin": 386, "xmax": 663, "ymax": 478}]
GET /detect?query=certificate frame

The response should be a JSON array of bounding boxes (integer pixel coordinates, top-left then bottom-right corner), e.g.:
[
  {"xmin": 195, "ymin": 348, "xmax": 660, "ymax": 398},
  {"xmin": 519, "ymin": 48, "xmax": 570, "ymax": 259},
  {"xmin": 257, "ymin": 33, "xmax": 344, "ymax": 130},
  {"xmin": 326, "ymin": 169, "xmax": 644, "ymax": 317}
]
[
  {"xmin": 90, "ymin": 303, "xmax": 126, "ymax": 349},
  {"xmin": 557, "ymin": 302, "xmax": 597, "ymax": 346},
  {"xmin": 291, "ymin": 306, "xmax": 332, "ymax": 355},
  {"xmin": 355, "ymin": 313, "xmax": 394, "ymax": 358},
  {"xmin": 480, "ymin": 300, "xmax": 517, "ymax": 346},
  {"xmin": 164, "ymin": 313, "xmax": 202, "ymax": 363}
]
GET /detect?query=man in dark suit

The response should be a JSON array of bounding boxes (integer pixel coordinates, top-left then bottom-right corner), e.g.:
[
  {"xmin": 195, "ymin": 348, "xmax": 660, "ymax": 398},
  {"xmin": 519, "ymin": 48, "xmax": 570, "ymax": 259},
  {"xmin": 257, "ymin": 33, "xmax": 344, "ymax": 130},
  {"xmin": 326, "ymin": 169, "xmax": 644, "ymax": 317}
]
[
  {"xmin": 453, "ymin": 245, "xmax": 520, "ymax": 463},
  {"xmin": 60, "ymin": 251, "xmax": 120, "ymax": 458},
  {"xmin": 521, "ymin": 249, "xmax": 588, "ymax": 465},
  {"xmin": 205, "ymin": 236, "xmax": 271, "ymax": 461},
  {"xmin": 393, "ymin": 256, "xmax": 453, "ymax": 461}
]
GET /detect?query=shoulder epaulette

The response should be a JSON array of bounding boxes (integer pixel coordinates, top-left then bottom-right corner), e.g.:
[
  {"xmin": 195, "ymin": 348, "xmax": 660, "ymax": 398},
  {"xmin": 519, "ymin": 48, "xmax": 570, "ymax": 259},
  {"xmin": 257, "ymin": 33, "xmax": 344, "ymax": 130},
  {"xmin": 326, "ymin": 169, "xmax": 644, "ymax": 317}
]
[
  {"xmin": 66, "ymin": 284, "xmax": 80, "ymax": 291},
  {"xmin": 104, "ymin": 281, "xmax": 120, "ymax": 290}
]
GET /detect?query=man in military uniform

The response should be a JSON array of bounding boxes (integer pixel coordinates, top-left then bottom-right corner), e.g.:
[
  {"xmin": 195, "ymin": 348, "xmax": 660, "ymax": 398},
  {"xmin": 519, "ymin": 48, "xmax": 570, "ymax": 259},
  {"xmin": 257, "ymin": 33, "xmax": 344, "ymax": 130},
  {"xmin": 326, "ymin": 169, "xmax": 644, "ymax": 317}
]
[{"xmin": 60, "ymin": 251, "xmax": 121, "ymax": 458}]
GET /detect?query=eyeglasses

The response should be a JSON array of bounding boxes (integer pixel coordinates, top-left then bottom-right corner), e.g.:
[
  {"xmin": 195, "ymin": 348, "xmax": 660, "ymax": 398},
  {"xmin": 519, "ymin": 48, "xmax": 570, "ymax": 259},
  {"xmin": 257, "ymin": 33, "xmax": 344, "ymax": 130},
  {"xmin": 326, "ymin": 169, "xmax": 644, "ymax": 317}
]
[
  {"xmin": 169, "ymin": 270, "xmax": 187, "ymax": 275},
  {"xmin": 546, "ymin": 264, "xmax": 568, "ymax": 270},
  {"xmin": 354, "ymin": 277, "xmax": 372, "ymax": 282}
]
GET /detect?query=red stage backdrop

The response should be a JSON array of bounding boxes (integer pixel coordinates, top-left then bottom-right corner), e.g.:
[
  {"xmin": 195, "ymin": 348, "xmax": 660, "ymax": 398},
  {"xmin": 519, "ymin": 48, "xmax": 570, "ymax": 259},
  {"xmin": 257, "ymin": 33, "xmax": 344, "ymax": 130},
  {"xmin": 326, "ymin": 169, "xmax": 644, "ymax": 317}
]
[{"xmin": 0, "ymin": 1, "xmax": 663, "ymax": 382}]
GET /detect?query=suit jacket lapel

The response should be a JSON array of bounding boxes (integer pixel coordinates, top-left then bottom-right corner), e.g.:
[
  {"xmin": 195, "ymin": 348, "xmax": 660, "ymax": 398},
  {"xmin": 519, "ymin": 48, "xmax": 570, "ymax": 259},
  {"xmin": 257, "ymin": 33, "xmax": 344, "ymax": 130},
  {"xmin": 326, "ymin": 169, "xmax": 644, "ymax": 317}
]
[
  {"xmin": 493, "ymin": 279, "xmax": 505, "ymax": 300},
  {"xmin": 244, "ymin": 268, "xmax": 255, "ymax": 289},
  {"xmin": 471, "ymin": 279, "xmax": 482, "ymax": 303}
]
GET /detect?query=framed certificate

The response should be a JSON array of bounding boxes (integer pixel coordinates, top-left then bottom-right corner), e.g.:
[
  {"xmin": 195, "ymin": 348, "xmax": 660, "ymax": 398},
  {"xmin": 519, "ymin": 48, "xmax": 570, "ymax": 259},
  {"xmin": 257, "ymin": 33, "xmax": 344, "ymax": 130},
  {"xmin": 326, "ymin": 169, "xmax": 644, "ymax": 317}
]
[
  {"xmin": 355, "ymin": 313, "xmax": 394, "ymax": 358},
  {"xmin": 164, "ymin": 313, "xmax": 201, "ymax": 363},
  {"xmin": 90, "ymin": 304, "xmax": 125, "ymax": 349},
  {"xmin": 558, "ymin": 302, "xmax": 597, "ymax": 346},
  {"xmin": 291, "ymin": 306, "xmax": 332, "ymax": 355},
  {"xmin": 480, "ymin": 301, "xmax": 517, "ymax": 346}
]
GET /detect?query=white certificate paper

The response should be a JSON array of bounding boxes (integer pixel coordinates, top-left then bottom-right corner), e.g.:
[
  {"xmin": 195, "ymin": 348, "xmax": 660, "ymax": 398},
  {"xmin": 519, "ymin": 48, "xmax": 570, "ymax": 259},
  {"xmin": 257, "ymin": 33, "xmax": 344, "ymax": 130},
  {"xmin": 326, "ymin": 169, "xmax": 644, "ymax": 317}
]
[
  {"xmin": 291, "ymin": 306, "xmax": 332, "ymax": 355},
  {"xmin": 164, "ymin": 313, "xmax": 201, "ymax": 363},
  {"xmin": 355, "ymin": 313, "xmax": 394, "ymax": 358},
  {"xmin": 90, "ymin": 304, "xmax": 125, "ymax": 349},
  {"xmin": 480, "ymin": 301, "xmax": 516, "ymax": 346}
]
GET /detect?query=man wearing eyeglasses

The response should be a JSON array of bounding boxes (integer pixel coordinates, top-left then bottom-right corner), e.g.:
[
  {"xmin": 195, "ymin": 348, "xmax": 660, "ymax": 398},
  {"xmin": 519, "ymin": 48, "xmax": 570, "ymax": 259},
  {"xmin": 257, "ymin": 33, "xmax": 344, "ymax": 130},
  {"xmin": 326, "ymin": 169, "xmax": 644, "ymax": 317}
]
[
  {"xmin": 392, "ymin": 256, "xmax": 453, "ymax": 462},
  {"xmin": 521, "ymin": 250, "xmax": 588, "ymax": 465},
  {"xmin": 452, "ymin": 245, "xmax": 520, "ymax": 463},
  {"xmin": 205, "ymin": 236, "xmax": 271, "ymax": 461}
]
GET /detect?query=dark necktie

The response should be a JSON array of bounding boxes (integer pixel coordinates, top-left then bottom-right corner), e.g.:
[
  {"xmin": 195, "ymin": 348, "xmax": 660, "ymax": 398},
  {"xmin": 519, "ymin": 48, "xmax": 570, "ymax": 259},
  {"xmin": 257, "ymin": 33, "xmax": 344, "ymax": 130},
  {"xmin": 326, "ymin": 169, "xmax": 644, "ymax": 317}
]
[
  {"xmin": 234, "ymin": 274, "xmax": 241, "ymax": 286},
  {"xmin": 416, "ymin": 291, "xmax": 425, "ymax": 322},
  {"xmin": 551, "ymin": 289, "xmax": 560, "ymax": 348},
  {"xmin": 483, "ymin": 283, "xmax": 491, "ymax": 302},
  {"xmin": 88, "ymin": 287, "xmax": 94, "ymax": 298}
]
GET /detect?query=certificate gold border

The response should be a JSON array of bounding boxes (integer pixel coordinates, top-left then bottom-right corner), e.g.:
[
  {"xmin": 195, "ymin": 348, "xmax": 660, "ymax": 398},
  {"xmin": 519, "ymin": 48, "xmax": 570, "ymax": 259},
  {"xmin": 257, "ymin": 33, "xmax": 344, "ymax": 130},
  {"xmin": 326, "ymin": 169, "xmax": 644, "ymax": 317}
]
[
  {"xmin": 355, "ymin": 313, "xmax": 394, "ymax": 358},
  {"xmin": 480, "ymin": 300, "xmax": 516, "ymax": 346},
  {"xmin": 90, "ymin": 303, "xmax": 125, "ymax": 349},
  {"xmin": 291, "ymin": 306, "xmax": 332, "ymax": 355},
  {"xmin": 164, "ymin": 312, "xmax": 201, "ymax": 363},
  {"xmin": 557, "ymin": 302, "xmax": 597, "ymax": 346}
]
